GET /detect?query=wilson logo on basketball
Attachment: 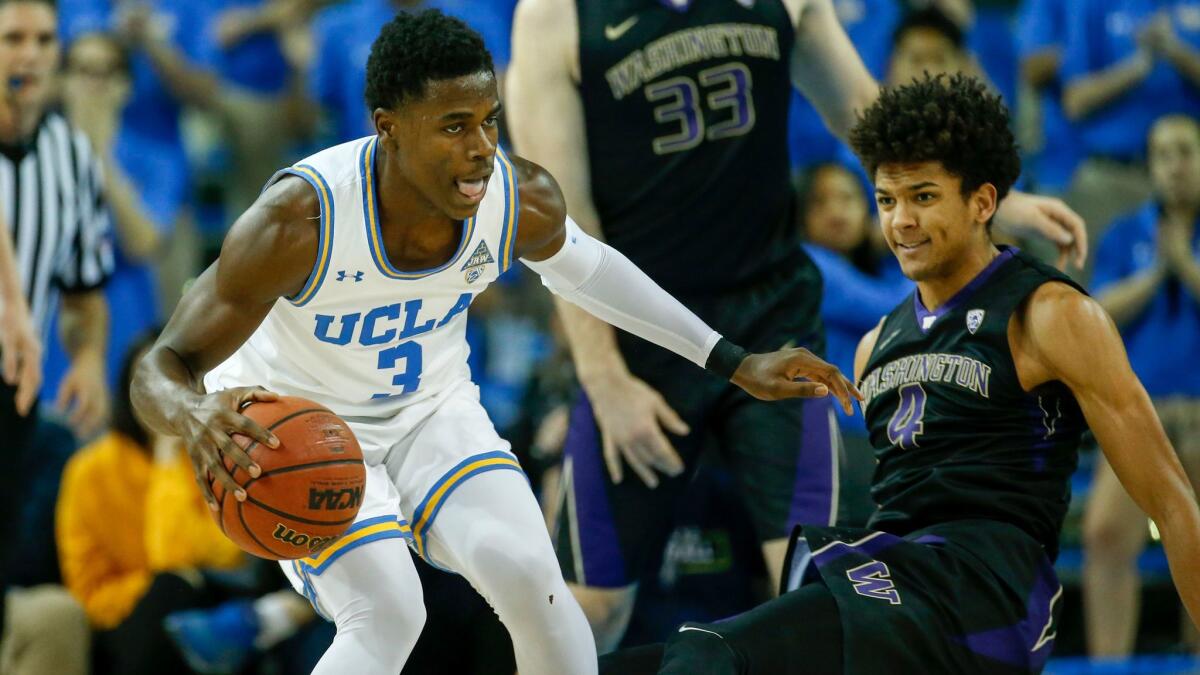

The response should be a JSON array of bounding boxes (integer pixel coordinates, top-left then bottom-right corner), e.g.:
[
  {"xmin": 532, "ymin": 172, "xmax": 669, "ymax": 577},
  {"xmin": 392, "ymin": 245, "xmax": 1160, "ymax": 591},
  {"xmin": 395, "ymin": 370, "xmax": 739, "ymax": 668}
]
[
  {"xmin": 272, "ymin": 524, "xmax": 339, "ymax": 553},
  {"xmin": 308, "ymin": 487, "xmax": 364, "ymax": 511}
]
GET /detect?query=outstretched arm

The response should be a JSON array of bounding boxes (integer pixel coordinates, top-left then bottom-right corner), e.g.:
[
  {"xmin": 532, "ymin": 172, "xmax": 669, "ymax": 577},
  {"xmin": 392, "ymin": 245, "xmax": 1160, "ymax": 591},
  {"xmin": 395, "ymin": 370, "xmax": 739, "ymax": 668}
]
[
  {"xmin": 513, "ymin": 157, "xmax": 859, "ymax": 410},
  {"xmin": 1014, "ymin": 283, "xmax": 1200, "ymax": 627}
]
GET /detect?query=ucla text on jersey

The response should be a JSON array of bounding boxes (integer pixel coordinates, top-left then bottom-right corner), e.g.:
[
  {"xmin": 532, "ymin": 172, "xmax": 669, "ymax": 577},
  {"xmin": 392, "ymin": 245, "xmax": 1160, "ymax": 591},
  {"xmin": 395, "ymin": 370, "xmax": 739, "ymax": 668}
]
[{"xmin": 206, "ymin": 136, "xmax": 519, "ymax": 416}]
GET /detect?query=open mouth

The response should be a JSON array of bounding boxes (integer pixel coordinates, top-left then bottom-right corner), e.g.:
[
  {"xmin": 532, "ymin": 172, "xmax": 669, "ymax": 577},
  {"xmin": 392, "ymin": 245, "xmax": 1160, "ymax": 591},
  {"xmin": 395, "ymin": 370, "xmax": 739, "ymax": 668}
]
[{"xmin": 455, "ymin": 174, "xmax": 490, "ymax": 204}]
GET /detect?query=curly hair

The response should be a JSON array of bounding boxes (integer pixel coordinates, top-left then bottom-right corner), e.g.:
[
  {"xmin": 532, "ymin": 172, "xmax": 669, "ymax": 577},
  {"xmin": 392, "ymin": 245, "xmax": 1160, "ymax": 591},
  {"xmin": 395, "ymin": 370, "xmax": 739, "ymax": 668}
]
[
  {"xmin": 849, "ymin": 73, "xmax": 1020, "ymax": 207},
  {"xmin": 365, "ymin": 9, "xmax": 494, "ymax": 112}
]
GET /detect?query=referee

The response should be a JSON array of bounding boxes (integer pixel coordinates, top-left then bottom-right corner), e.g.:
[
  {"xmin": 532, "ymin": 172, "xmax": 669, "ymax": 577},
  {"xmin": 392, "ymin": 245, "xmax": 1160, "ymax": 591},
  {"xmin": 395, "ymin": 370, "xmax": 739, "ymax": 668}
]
[{"xmin": 1, "ymin": 0, "xmax": 112, "ymax": 640}]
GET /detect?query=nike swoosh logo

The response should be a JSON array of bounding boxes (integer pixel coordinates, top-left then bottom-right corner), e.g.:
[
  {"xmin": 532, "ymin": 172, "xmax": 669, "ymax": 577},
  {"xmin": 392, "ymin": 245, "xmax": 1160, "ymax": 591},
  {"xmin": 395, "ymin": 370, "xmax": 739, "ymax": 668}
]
[
  {"xmin": 876, "ymin": 328, "xmax": 902, "ymax": 352},
  {"xmin": 605, "ymin": 15, "xmax": 639, "ymax": 40},
  {"xmin": 677, "ymin": 625, "xmax": 725, "ymax": 638}
]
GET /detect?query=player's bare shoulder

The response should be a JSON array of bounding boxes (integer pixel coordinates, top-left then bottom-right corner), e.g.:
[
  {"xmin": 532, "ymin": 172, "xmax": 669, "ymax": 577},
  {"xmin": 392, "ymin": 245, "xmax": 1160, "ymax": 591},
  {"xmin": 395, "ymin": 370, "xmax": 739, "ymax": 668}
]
[
  {"xmin": 509, "ymin": 155, "xmax": 569, "ymax": 261},
  {"xmin": 216, "ymin": 175, "xmax": 323, "ymax": 303},
  {"xmin": 1010, "ymin": 280, "xmax": 1111, "ymax": 390}
]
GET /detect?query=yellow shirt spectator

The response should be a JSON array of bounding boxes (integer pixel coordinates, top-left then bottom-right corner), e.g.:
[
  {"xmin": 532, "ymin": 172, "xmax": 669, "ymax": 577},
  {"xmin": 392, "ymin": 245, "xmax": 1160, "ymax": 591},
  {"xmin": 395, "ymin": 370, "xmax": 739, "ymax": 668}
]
[{"xmin": 56, "ymin": 432, "xmax": 245, "ymax": 629}]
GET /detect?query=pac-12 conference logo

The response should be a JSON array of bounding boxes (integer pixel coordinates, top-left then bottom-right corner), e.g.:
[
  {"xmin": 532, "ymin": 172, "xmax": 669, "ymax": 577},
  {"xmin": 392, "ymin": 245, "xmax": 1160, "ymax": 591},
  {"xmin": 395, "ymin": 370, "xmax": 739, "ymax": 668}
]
[{"xmin": 966, "ymin": 309, "xmax": 985, "ymax": 335}]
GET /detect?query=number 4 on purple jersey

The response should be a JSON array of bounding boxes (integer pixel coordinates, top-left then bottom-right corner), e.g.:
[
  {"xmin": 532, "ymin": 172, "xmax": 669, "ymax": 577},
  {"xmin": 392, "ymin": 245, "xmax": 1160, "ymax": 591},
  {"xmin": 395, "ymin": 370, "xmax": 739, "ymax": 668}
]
[{"xmin": 887, "ymin": 383, "xmax": 927, "ymax": 450}]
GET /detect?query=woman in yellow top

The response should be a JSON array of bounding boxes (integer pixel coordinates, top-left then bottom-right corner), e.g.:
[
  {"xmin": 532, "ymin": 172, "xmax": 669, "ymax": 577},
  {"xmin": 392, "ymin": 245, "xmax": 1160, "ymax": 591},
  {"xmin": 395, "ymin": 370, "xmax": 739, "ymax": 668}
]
[{"xmin": 56, "ymin": 331, "xmax": 246, "ymax": 673}]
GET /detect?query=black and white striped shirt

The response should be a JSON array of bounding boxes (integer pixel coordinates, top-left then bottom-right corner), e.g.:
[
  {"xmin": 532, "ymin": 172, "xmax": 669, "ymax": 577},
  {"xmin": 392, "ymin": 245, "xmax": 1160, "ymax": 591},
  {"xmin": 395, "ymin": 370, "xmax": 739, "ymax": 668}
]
[{"xmin": 1, "ymin": 110, "xmax": 114, "ymax": 335}]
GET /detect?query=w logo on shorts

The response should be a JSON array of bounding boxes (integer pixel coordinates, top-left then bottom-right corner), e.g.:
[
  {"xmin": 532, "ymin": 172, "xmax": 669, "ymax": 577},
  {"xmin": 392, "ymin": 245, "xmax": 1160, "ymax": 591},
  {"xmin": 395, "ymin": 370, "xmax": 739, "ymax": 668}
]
[{"xmin": 846, "ymin": 560, "xmax": 902, "ymax": 605}]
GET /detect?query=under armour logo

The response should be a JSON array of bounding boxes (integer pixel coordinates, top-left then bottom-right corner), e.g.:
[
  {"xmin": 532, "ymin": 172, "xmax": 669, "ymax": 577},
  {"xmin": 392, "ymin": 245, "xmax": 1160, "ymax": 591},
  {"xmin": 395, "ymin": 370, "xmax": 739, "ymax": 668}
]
[{"xmin": 336, "ymin": 270, "xmax": 364, "ymax": 282}]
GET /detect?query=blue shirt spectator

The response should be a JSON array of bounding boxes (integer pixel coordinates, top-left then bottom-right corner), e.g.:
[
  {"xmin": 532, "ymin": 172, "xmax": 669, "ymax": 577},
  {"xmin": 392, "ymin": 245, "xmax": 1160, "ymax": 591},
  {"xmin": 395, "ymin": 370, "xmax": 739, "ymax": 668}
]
[
  {"xmin": 1062, "ymin": 0, "xmax": 1200, "ymax": 161},
  {"xmin": 310, "ymin": 0, "xmax": 517, "ymax": 143},
  {"xmin": 58, "ymin": 0, "xmax": 220, "ymax": 156},
  {"xmin": 966, "ymin": 6, "xmax": 1019, "ymax": 107},
  {"xmin": 1092, "ymin": 203, "xmax": 1200, "ymax": 397},
  {"xmin": 208, "ymin": 0, "xmax": 292, "ymax": 95},
  {"xmin": 1017, "ymin": 0, "xmax": 1084, "ymax": 193}
]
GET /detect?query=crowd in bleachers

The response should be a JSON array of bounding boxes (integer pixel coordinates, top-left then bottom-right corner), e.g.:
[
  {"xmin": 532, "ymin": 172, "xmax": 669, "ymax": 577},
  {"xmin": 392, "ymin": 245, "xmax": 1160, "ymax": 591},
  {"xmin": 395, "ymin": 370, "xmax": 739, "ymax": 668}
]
[{"xmin": 0, "ymin": 0, "xmax": 1198, "ymax": 672}]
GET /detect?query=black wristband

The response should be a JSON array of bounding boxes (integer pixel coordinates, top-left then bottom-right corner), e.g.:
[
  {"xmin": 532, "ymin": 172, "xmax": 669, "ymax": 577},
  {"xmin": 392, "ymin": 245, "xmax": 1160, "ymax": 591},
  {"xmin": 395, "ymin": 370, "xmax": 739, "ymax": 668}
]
[{"xmin": 705, "ymin": 337, "xmax": 749, "ymax": 381}]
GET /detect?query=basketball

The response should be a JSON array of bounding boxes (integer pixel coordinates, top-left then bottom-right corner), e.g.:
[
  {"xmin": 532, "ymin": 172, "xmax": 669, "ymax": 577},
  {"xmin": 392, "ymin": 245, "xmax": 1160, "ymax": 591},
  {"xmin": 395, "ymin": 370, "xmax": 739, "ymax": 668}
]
[{"xmin": 210, "ymin": 396, "xmax": 366, "ymax": 561}]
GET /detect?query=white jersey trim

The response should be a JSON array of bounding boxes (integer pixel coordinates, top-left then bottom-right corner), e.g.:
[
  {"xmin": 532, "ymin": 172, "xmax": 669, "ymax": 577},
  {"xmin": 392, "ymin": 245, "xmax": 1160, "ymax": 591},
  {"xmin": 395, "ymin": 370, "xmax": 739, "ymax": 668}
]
[
  {"xmin": 276, "ymin": 164, "xmax": 336, "ymax": 307},
  {"xmin": 357, "ymin": 138, "xmax": 520, "ymax": 280}
]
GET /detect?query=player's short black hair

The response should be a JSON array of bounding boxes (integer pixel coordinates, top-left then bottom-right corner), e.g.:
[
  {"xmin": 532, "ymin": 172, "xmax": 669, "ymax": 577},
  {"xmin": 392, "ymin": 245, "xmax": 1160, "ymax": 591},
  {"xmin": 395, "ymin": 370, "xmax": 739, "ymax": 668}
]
[
  {"xmin": 849, "ymin": 73, "xmax": 1021, "ymax": 208},
  {"xmin": 892, "ymin": 7, "xmax": 964, "ymax": 50},
  {"xmin": 364, "ymin": 9, "xmax": 494, "ymax": 111}
]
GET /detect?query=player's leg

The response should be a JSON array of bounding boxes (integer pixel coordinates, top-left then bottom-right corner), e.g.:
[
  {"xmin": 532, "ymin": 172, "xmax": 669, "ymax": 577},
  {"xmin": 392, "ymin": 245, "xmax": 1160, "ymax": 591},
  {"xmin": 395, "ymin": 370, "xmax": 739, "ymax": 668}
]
[
  {"xmin": 1082, "ymin": 450, "xmax": 1149, "ymax": 657},
  {"xmin": 720, "ymin": 263, "xmax": 839, "ymax": 594},
  {"xmin": 655, "ymin": 581, "xmax": 843, "ymax": 675},
  {"xmin": 421, "ymin": 467, "xmax": 597, "ymax": 675},
  {"xmin": 597, "ymin": 643, "xmax": 665, "ymax": 674},
  {"xmin": 280, "ymin": 463, "xmax": 427, "ymax": 674},
  {"xmin": 291, "ymin": 539, "xmax": 426, "ymax": 674},
  {"xmin": 553, "ymin": 391, "xmax": 698, "ymax": 651},
  {"xmin": 723, "ymin": 393, "xmax": 840, "ymax": 594}
]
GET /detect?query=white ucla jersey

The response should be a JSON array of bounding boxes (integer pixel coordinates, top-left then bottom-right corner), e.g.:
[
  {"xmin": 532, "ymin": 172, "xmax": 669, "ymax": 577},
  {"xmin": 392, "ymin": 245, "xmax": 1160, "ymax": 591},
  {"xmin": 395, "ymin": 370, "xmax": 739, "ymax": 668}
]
[{"xmin": 206, "ymin": 136, "xmax": 520, "ymax": 418}]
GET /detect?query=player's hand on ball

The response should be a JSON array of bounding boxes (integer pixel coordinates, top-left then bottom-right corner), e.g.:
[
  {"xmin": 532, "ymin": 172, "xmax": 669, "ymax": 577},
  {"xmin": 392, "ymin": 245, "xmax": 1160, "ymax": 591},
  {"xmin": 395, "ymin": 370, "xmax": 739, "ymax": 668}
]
[
  {"xmin": 732, "ymin": 348, "xmax": 862, "ymax": 414},
  {"xmin": 179, "ymin": 386, "xmax": 281, "ymax": 510},
  {"xmin": 584, "ymin": 371, "xmax": 688, "ymax": 489}
]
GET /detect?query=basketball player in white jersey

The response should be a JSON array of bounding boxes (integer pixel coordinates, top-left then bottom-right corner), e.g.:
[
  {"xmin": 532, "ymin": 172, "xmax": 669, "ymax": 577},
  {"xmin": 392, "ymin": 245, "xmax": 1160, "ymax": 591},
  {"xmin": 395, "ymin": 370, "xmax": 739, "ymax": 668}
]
[{"xmin": 130, "ymin": 10, "xmax": 857, "ymax": 675}]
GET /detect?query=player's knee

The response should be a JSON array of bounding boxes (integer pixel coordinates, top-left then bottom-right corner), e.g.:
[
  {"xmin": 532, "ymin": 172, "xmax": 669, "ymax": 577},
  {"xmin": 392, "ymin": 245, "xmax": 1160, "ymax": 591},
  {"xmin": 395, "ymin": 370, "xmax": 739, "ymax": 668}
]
[
  {"xmin": 466, "ymin": 529, "xmax": 564, "ymax": 606},
  {"xmin": 331, "ymin": 576, "xmax": 426, "ymax": 641},
  {"xmin": 1082, "ymin": 515, "xmax": 1144, "ymax": 562},
  {"xmin": 660, "ymin": 625, "xmax": 739, "ymax": 675}
]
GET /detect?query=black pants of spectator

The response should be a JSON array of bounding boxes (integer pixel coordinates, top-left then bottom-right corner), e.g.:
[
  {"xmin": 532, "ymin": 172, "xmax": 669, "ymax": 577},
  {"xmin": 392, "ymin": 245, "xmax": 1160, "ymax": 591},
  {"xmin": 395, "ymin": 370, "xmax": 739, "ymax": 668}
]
[
  {"xmin": 0, "ymin": 382, "xmax": 40, "ymax": 639},
  {"xmin": 94, "ymin": 572, "xmax": 220, "ymax": 675},
  {"xmin": 599, "ymin": 582, "xmax": 843, "ymax": 675}
]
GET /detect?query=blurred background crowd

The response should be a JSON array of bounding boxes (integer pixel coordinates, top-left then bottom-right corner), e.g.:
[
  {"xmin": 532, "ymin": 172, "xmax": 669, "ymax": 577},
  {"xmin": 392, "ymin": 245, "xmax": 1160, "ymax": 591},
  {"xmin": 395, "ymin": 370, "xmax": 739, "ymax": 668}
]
[{"xmin": 0, "ymin": 0, "xmax": 1198, "ymax": 673}]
